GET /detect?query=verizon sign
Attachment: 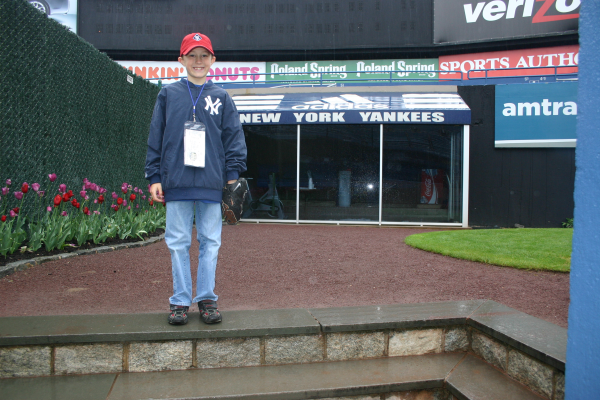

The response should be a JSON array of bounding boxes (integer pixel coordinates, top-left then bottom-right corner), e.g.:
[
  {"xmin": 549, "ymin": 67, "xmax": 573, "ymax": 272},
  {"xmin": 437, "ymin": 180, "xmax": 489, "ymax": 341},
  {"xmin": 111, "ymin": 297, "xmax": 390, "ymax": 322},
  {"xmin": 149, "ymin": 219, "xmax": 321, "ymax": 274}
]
[
  {"xmin": 439, "ymin": 45, "xmax": 578, "ymax": 80},
  {"xmin": 434, "ymin": 0, "xmax": 579, "ymax": 44}
]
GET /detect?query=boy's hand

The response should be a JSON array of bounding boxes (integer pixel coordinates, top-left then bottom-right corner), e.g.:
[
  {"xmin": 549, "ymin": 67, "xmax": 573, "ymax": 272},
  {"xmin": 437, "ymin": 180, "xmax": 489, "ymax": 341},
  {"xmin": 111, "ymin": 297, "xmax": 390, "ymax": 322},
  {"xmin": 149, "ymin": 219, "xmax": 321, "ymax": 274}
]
[
  {"xmin": 150, "ymin": 183, "xmax": 165, "ymax": 203},
  {"xmin": 227, "ymin": 180, "xmax": 236, "ymax": 184}
]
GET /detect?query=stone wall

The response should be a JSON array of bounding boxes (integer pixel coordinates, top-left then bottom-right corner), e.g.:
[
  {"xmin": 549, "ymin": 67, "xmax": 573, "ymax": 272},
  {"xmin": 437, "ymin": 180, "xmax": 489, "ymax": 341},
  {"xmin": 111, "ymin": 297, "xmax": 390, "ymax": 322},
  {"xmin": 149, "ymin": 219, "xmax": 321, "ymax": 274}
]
[{"xmin": 0, "ymin": 325, "xmax": 562, "ymax": 399}]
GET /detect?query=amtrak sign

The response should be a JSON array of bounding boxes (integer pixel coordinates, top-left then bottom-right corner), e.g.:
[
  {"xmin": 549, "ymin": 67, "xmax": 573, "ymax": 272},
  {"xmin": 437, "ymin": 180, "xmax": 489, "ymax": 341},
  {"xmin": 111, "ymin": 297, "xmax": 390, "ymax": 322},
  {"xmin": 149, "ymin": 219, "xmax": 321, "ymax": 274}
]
[
  {"xmin": 495, "ymin": 82, "xmax": 577, "ymax": 147},
  {"xmin": 233, "ymin": 93, "xmax": 471, "ymax": 125}
]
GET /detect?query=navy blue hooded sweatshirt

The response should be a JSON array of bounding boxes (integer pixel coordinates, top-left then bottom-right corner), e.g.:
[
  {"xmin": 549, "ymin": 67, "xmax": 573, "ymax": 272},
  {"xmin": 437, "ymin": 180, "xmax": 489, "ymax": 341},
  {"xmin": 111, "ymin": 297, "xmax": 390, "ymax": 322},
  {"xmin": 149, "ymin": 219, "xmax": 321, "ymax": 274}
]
[{"xmin": 145, "ymin": 79, "xmax": 247, "ymax": 202}]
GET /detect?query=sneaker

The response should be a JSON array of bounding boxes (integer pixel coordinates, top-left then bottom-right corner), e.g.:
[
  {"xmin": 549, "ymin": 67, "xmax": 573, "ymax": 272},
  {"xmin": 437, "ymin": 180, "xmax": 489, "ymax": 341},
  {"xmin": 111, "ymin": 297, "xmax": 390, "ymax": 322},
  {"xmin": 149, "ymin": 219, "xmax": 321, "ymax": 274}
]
[
  {"xmin": 168, "ymin": 305, "xmax": 189, "ymax": 325},
  {"xmin": 198, "ymin": 300, "xmax": 222, "ymax": 324}
]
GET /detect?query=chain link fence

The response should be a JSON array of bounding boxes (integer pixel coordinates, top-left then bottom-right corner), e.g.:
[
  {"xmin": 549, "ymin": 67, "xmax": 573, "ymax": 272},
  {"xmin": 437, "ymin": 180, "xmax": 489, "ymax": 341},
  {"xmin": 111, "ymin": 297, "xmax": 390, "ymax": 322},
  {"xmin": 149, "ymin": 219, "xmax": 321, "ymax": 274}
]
[{"xmin": 0, "ymin": 0, "xmax": 160, "ymax": 216}]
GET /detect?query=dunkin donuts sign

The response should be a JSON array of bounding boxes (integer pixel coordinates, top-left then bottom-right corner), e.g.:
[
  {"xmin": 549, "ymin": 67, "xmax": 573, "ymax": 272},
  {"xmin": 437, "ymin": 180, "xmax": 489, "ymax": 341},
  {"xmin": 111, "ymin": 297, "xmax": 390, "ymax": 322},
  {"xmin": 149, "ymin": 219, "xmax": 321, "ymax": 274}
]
[{"xmin": 117, "ymin": 61, "xmax": 265, "ymax": 85}]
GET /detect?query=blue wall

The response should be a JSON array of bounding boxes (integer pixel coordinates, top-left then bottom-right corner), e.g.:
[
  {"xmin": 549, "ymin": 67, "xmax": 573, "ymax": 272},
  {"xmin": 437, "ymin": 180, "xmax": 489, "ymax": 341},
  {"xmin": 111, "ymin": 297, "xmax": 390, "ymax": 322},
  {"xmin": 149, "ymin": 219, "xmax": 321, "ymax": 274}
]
[{"xmin": 565, "ymin": 2, "xmax": 600, "ymax": 399}]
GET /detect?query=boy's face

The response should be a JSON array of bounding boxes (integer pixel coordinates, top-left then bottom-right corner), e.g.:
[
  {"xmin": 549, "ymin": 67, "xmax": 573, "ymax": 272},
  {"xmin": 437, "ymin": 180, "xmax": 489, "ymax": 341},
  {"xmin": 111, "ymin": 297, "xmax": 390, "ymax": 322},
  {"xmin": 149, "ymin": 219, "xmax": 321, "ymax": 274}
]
[{"xmin": 178, "ymin": 47, "xmax": 216, "ymax": 85}]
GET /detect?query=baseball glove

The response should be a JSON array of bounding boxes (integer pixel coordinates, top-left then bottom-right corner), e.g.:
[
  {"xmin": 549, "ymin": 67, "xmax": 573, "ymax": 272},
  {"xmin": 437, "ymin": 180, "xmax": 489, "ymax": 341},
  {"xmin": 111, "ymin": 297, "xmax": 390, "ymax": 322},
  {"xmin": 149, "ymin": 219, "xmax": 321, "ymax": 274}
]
[{"xmin": 221, "ymin": 178, "xmax": 248, "ymax": 225}]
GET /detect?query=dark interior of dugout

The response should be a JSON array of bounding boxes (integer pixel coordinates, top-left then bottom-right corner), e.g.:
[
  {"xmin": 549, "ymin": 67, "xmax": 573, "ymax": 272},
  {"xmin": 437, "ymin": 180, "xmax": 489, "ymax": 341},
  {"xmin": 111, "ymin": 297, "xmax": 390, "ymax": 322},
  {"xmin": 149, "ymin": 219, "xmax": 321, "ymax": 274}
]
[
  {"xmin": 240, "ymin": 123, "xmax": 464, "ymax": 224},
  {"xmin": 458, "ymin": 85, "xmax": 575, "ymax": 228}
]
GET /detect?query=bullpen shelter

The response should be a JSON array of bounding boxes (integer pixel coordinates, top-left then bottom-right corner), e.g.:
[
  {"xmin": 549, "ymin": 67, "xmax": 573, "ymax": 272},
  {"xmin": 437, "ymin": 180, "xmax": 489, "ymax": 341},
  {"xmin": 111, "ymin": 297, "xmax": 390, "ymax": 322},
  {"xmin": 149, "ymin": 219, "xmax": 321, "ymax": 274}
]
[{"xmin": 229, "ymin": 86, "xmax": 471, "ymax": 227}]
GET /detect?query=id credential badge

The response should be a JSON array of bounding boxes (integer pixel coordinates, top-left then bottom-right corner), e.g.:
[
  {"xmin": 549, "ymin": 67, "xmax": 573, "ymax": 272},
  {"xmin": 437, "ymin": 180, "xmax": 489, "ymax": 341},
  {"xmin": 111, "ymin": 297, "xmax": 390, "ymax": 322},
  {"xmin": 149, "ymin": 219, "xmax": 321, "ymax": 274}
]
[{"xmin": 184, "ymin": 121, "xmax": 206, "ymax": 168}]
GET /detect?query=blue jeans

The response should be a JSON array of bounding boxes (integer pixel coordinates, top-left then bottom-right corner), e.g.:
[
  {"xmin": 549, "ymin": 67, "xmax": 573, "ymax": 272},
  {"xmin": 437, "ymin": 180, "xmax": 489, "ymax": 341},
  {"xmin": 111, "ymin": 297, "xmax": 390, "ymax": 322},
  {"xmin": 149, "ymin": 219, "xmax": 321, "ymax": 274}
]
[{"xmin": 165, "ymin": 201, "xmax": 222, "ymax": 306}]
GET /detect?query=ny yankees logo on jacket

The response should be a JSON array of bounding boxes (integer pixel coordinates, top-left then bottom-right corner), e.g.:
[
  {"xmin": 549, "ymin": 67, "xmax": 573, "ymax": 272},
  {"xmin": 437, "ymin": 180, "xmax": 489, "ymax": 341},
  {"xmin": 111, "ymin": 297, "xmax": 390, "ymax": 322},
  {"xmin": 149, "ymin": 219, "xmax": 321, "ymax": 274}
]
[{"xmin": 205, "ymin": 96, "xmax": 222, "ymax": 115}]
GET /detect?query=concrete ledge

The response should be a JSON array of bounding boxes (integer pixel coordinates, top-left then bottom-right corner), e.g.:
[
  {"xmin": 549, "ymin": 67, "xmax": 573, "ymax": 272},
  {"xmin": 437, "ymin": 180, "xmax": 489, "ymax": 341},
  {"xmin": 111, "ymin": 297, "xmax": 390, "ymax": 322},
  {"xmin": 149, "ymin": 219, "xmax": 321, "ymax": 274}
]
[
  {"xmin": 0, "ymin": 308, "xmax": 320, "ymax": 346},
  {"xmin": 468, "ymin": 301, "xmax": 566, "ymax": 371},
  {"xmin": 0, "ymin": 300, "xmax": 567, "ymax": 399},
  {"xmin": 309, "ymin": 300, "xmax": 486, "ymax": 332}
]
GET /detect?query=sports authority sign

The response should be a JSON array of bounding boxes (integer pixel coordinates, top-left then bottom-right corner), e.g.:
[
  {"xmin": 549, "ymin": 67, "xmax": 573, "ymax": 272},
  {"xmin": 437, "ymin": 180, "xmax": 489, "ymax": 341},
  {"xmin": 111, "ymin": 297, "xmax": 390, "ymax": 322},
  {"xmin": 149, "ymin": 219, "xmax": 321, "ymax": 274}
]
[
  {"xmin": 439, "ymin": 45, "xmax": 578, "ymax": 80},
  {"xmin": 116, "ymin": 61, "xmax": 265, "ymax": 85},
  {"xmin": 434, "ymin": 0, "xmax": 579, "ymax": 44}
]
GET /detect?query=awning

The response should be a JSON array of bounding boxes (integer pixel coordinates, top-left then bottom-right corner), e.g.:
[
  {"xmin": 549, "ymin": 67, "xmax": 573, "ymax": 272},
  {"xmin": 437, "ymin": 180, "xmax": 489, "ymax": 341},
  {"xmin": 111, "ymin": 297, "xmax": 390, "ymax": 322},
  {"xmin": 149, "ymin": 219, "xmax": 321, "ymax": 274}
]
[{"xmin": 233, "ymin": 92, "xmax": 471, "ymax": 125}]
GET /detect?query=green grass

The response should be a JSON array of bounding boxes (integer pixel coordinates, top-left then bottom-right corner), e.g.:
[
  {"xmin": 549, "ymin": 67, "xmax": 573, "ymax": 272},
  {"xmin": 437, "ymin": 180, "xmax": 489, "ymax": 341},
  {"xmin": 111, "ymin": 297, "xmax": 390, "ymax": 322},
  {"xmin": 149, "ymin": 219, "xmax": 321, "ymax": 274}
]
[{"xmin": 405, "ymin": 228, "xmax": 573, "ymax": 272}]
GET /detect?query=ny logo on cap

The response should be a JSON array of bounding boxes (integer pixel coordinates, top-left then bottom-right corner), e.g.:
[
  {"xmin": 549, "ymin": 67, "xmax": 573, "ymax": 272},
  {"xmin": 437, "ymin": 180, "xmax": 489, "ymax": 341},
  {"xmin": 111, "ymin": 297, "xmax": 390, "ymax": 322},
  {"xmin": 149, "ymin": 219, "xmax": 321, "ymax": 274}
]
[{"xmin": 193, "ymin": 34, "xmax": 202, "ymax": 41}]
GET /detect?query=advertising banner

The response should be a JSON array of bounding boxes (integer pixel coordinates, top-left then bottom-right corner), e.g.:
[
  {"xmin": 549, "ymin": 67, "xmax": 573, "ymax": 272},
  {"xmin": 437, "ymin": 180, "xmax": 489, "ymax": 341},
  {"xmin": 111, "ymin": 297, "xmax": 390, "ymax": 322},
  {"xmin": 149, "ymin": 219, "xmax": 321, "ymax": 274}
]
[
  {"xmin": 233, "ymin": 92, "xmax": 471, "ymax": 125},
  {"xmin": 495, "ymin": 82, "xmax": 577, "ymax": 147},
  {"xmin": 266, "ymin": 59, "xmax": 439, "ymax": 83},
  {"xmin": 434, "ymin": 0, "xmax": 579, "ymax": 44},
  {"xmin": 439, "ymin": 45, "xmax": 578, "ymax": 80},
  {"xmin": 116, "ymin": 61, "xmax": 266, "ymax": 85}
]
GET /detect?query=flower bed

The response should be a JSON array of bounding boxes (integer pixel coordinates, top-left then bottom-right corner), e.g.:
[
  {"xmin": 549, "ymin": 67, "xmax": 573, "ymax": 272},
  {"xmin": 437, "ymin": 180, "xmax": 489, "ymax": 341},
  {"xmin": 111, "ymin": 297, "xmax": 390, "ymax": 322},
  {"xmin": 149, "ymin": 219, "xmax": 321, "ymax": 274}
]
[{"xmin": 0, "ymin": 175, "xmax": 166, "ymax": 258}]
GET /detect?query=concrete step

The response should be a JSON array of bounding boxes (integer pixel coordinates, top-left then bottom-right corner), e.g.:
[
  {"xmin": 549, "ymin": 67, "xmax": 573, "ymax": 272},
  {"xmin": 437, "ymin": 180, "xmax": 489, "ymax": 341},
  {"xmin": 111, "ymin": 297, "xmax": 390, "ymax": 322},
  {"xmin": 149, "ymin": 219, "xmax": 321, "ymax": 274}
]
[
  {"xmin": 0, "ymin": 353, "xmax": 545, "ymax": 400},
  {"xmin": 0, "ymin": 301, "xmax": 566, "ymax": 399}
]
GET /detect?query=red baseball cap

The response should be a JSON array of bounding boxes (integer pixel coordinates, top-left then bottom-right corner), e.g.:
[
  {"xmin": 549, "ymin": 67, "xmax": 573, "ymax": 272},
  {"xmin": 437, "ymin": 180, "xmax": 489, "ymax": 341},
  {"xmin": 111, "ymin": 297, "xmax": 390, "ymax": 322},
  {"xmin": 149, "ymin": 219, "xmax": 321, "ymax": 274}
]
[{"xmin": 180, "ymin": 33, "xmax": 214, "ymax": 56}]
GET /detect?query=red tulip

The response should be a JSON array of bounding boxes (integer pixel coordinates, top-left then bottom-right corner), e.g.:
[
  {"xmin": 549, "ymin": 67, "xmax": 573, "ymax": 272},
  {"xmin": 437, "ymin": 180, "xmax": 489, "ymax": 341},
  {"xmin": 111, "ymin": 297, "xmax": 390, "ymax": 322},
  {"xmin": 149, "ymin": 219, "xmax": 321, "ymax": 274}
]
[
  {"xmin": 54, "ymin": 194, "xmax": 62, "ymax": 207},
  {"xmin": 117, "ymin": 197, "xmax": 123, "ymax": 205},
  {"xmin": 1, "ymin": 215, "xmax": 6, "ymax": 222},
  {"xmin": 98, "ymin": 195, "xmax": 104, "ymax": 204},
  {"xmin": 12, "ymin": 207, "xmax": 19, "ymax": 214},
  {"xmin": 21, "ymin": 183, "xmax": 29, "ymax": 193},
  {"xmin": 63, "ymin": 193, "xmax": 69, "ymax": 202},
  {"xmin": 71, "ymin": 199, "xmax": 78, "ymax": 207},
  {"xmin": 83, "ymin": 207, "xmax": 90, "ymax": 215},
  {"xmin": 149, "ymin": 200, "xmax": 154, "ymax": 206},
  {"xmin": 129, "ymin": 194, "xmax": 136, "ymax": 201}
]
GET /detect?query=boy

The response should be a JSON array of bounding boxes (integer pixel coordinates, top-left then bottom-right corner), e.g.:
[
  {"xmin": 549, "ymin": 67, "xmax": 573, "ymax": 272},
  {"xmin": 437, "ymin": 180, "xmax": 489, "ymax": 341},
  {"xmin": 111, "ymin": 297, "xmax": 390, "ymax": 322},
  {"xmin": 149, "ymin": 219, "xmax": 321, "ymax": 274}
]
[{"xmin": 145, "ymin": 33, "xmax": 247, "ymax": 325}]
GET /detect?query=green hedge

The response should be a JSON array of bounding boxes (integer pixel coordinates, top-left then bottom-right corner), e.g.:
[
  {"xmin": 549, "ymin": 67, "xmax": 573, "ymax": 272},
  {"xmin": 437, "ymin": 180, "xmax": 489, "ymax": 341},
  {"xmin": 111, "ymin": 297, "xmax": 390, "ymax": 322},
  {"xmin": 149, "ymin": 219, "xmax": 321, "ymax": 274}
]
[{"xmin": 0, "ymin": 0, "xmax": 160, "ymax": 216}]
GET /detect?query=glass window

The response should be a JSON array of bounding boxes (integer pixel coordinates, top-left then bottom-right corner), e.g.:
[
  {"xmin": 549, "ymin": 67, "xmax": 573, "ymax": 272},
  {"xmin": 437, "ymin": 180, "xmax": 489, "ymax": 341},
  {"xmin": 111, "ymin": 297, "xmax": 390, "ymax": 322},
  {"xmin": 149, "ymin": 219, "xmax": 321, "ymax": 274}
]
[
  {"xmin": 242, "ymin": 125, "xmax": 297, "ymax": 220},
  {"xmin": 382, "ymin": 125, "xmax": 463, "ymax": 223},
  {"xmin": 299, "ymin": 124, "xmax": 380, "ymax": 221}
]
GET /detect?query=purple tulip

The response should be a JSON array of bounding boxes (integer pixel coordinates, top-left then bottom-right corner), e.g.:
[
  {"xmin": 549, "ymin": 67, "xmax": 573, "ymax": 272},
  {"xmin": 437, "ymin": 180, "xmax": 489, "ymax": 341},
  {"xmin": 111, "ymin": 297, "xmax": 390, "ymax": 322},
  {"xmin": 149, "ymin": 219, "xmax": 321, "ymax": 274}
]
[
  {"xmin": 112, "ymin": 192, "xmax": 118, "ymax": 199},
  {"xmin": 14, "ymin": 191, "xmax": 23, "ymax": 200},
  {"xmin": 9, "ymin": 210, "xmax": 16, "ymax": 218},
  {"xmin": 6, "ymin": 179, "xmax": 11, "ymax": 186},
  {"xmin": 59, "ymin": 184, "xmax": 67, "ymax": 193},
  {"xmin": 94, "ymin": 210, "xmax": 101, "ymax": 215},
  {"xmin": 1, "ymin": 187, "xmax": 8, "ymax": 196},
  {"xmin": 47, "ymin": 206, "xmax": 52, "ymax": 212},
  {"xmin": 38, "ymin": 190, "xmax": 45, "ymax": 197},
  {"xmin": 80, "ymin": 190, "xmax": 87, "ymax": 198},
  {"xmin": 123, "ymin": 200, "xmax": 128, "ymax": 207},
  {"xmin": 31, "ymin": 183, "xmax": 40, "ymax": 192},
  {"xmin": 48, "ymin": 174, "xmax": 57, "ymax": 182},
  {"xmin": 61, "ymin": 211, "xmax": 68, "ymax": 217}
]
